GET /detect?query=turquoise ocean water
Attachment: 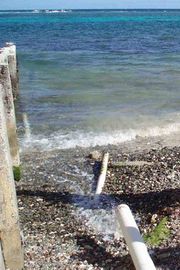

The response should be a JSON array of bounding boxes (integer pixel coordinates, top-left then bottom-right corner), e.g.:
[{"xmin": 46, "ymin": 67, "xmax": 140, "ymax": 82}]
[{"xmin": 0, "ymin": 9, "xmax": 180, "ymax": 150}]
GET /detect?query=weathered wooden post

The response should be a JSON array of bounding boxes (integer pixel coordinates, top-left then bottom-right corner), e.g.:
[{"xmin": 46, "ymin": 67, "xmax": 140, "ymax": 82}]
[
  {"xmin": 0, "ymin": 47, "xmax": 20, "ymax": 166},
  {"xmin": 5, "ymin": 42, "xmax": 19, "ymax": 99},
  {"xmin": 0, "ymin": 87, "xmax": 24, "ymax": 270}
]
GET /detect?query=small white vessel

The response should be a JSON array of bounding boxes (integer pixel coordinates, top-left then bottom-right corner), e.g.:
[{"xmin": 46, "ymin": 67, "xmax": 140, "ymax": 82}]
[
  {"xmin": 32, "ymin": 9, "xmax": 40, "ymax": 13},
  {"xmin": 50, "ymin": 10, "xmax": 60, "ymax": 13},
  {"xmin": 45, "ymin": 9, "xmax": 71, "ymax": 14}
]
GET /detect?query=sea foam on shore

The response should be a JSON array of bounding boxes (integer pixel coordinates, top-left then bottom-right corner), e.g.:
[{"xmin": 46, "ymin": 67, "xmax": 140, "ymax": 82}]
[{"xmin": 20, "ymin": 120, "xmax": 180, "ymax": 152}]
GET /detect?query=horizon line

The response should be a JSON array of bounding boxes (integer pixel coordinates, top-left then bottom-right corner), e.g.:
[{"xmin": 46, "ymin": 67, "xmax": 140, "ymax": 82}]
[{"xmin": 1, "ymin": 8, "xmax": 180, "ymax": 11}]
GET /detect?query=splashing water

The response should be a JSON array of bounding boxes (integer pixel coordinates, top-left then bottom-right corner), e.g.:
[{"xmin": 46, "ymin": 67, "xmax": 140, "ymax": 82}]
[
  {"xmin": 22, "ymin": 113, "xmax": 31, "ymax": 140},
  {"xmin": 20, "ymin": 121, "xmax": 180, "ymax": 151}
]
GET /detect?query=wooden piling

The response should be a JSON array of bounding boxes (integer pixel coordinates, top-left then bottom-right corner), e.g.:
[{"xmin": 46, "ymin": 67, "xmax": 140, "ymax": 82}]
[
  {"xmin": 5, "ymin": 43, "xmax": 19, "ymax": 99},
  {"xmin": 0, "ymin": 48, "xmax": 20, "ymax": 166},
  {"xmin": 0, "ymin": 88, "xmax": 24, "ymax": 270}
]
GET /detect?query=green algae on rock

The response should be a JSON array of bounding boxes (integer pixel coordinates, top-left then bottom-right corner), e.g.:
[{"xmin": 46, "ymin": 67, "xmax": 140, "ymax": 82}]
[
  {"xmin": 13, "ymin": 166, "xmax": 21, "ymax": 181},
  {"xmin": 144, "ymin": 217, "xmax": 170, "ymax": 247}
]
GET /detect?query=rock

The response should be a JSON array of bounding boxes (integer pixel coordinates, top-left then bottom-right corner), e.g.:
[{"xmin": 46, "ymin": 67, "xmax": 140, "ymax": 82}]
[
  {"xmin": 88, "ymin": 151, "xmax": 102, "ymax": 160},
  {"xmin": 151, "ymin": 214, "xmax": 158, "ymax": 224}
]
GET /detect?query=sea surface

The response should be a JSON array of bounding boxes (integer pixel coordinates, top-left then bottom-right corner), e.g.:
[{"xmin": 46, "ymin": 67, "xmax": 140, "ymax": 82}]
[{"xmin": 0, "ymin": 9, "xmax": 180, "ymax": 151}]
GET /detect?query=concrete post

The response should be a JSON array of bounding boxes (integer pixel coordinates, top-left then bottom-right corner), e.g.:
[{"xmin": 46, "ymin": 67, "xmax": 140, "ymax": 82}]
[
  {"xmin": 0, "ymin": 52, "xmax": 20, "ymax": 166},
  {"xmin": 0, "ymin": 88, "xmax": 24, "ymax": 270},
  {"xmin": 5, "ymin": 43, "xmax": 19, "ymax": 99}
]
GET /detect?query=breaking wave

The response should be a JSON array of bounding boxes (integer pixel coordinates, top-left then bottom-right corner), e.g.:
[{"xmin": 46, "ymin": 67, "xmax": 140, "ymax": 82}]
[{"xmin": 20, "ymin": 121, "xmax": 180, "ymax": 152}]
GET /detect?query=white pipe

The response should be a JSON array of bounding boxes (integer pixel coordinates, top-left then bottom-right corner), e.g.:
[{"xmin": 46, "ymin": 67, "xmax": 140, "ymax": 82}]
[
  {"xmin": 95, "ymin": 152, "xmax": 109, "ymax": 195},
  {"xmin": 116, "ymin": 204, "xmax": 156, "ymax": 270}
]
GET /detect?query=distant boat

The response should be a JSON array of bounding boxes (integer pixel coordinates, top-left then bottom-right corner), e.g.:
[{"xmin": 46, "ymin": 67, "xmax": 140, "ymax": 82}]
[
  {"xmin": 32, "ymin": 9, "xmax": 40, "ymax": 13},
  {"xmin": 45, "ymin": 9, "xmax": 71, "ymax": 14},
  {"xmin": 60, "ymin": 9, "xmax": 69, "ymax": 13},
  {"xmin": 50, "ymin": 10, "xmax": 60, "ymax": 13}
]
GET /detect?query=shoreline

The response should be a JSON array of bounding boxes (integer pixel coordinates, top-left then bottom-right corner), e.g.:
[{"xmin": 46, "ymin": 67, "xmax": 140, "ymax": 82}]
[
  {"xmin": 20, "ymin": 130, "xmax": 180, "ymax": 155},
  {"xmin": 17, "ymin": 134, "xmax": 180, "ymax": 269}
]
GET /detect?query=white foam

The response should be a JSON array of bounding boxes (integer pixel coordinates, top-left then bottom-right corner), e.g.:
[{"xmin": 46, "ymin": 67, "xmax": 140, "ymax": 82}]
[
  {"xmin": 22, "ymin": 113, "xmax": 31, "ymax": 140},
  {"xmin": 73, "ymin": 193, "xmax": 120, "ymax": 239},
  {"xmin": 79, "ymin": 208, "xmax": 117, "ymax": 237},
  {"xmin": 20, "ymin": 121, "xmax": 180, "ymax": 151}
]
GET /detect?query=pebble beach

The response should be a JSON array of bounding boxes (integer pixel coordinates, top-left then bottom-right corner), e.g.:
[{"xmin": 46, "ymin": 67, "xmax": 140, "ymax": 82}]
[{"xmin": 16, "ymin": 135, "xmax": 180, "ymax": 270}]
